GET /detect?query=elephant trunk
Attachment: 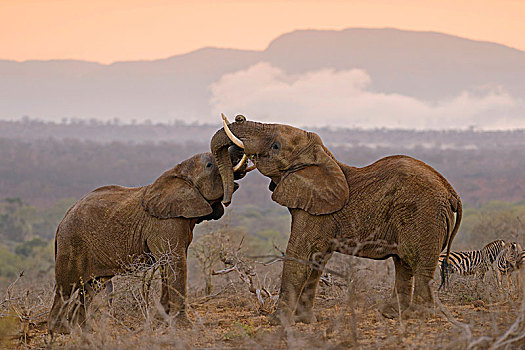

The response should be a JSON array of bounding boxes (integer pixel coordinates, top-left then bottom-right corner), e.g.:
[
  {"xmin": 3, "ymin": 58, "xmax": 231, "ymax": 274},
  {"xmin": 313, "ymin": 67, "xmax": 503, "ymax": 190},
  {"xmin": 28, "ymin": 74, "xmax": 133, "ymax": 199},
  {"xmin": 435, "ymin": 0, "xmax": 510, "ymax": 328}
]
[
  {"xmin": 215, "ymin": 145, "xmax": 234, "ymax": 206},
  {"xmin": 210, "ymin": 117, "xmax": 262, "ymax": 205}
]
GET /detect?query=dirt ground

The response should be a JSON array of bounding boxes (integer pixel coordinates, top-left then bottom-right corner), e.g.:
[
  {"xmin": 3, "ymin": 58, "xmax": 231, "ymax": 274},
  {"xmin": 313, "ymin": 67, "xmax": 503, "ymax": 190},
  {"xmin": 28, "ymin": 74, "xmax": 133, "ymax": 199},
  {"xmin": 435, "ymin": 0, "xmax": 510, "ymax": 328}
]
[{"xmin": 2, "ymin": 257, "xmax": 525, "ymax": 349}]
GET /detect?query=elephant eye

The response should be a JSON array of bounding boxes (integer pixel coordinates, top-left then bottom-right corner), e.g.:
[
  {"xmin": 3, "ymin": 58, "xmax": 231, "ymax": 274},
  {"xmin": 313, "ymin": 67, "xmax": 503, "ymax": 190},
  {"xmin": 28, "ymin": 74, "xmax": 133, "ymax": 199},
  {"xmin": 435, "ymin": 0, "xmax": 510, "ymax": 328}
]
[{"xmin": 206, "ymin": 162, "xmax": 213, "ymax": 168}]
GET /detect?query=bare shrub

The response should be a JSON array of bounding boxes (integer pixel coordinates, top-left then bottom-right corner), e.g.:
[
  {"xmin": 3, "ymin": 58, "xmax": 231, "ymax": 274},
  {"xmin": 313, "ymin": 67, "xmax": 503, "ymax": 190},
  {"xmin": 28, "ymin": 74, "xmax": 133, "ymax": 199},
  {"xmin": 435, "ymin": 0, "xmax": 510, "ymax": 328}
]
[
  {"xmin": 191, "ymin": 230, "xmax": 223, "ymax": 296},
  {"xmin": 2, "ymin": 220, "xmax": 525, "ymax": 349},
  {"xmin": 0, "ymin": 272, "xmax": 54, "ymax": 348}
]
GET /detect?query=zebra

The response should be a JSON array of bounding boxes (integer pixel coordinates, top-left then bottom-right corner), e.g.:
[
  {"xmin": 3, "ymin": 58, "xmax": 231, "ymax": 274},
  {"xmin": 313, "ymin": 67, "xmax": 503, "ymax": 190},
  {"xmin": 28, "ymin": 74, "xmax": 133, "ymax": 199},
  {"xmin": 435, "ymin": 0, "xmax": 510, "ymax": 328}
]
[
  {"xmin": 518, "ymin": 249, "xmax": 525, "ymax": 269},
  {"xmin": 493, "ymin": 241, "xmax": 522, "ymax": 286},
  {"xmin": 517, "ymin": 249, "xmax": 525, "ymax": 289},
  {"xmin": 495, "ymin": 242, "xmax": 522, "ymax": 273},
  {"xmin": 439, "ymin": 239, "xmax": 509, "ymax": 288}
]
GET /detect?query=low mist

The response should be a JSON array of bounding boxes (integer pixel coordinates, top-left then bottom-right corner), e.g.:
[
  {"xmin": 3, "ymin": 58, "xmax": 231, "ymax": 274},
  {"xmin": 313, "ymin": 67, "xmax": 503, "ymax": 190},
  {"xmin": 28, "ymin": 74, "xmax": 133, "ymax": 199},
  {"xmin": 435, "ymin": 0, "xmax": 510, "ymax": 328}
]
[{"xmin": 210, "ymin": 62, "xmax": 522, "ymax": 130}]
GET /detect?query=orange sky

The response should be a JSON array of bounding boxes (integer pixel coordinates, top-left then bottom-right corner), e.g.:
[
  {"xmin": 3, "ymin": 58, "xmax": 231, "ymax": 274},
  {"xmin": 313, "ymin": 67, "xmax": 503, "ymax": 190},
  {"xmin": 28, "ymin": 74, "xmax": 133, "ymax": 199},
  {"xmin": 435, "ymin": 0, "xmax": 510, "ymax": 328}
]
[{"xmin": 1, "ymin": 0, "xmax": 524, "ymax": 63}]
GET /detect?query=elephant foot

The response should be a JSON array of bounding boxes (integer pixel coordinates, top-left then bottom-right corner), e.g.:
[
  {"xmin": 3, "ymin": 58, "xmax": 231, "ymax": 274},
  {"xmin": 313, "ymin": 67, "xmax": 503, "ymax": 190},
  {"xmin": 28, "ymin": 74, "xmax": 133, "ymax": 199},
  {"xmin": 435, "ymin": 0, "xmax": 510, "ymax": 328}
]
[
  {"xmin": 174, "ymin": 312, "xmax": 193, "ymax": 328},
  {"xmin": 48, "ymin": 313, "xmax": 73, "ymax": 335},
  {"xmin": 268, "ymin": 310, "xmax": 294, "ymax": 326},
  {"xmin": 294, "ymin": 310, "xmax": 317, "ymax": 324},
  {"xmin": 379, "ymin": 301, "xmax": 402, "ymax": 319},
  {"xmin": 49, "ymin": 322, "xmax": 71, "ymax": 336},
  {"xmin": 401, "ymin": 304, "xmax": 436, "ymax": 320}
]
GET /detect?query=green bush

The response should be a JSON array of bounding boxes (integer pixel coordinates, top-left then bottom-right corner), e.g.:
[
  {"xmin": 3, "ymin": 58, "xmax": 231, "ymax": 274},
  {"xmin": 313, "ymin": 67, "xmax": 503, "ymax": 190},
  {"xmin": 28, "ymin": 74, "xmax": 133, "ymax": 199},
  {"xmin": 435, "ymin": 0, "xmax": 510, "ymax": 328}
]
[
  {"xmin": 0, "ymin": 245, "xmax": 23, "ymax": 284},
  {"xmin": 14, "ymin": 237, "xmax": 47, "ymax": 257}
]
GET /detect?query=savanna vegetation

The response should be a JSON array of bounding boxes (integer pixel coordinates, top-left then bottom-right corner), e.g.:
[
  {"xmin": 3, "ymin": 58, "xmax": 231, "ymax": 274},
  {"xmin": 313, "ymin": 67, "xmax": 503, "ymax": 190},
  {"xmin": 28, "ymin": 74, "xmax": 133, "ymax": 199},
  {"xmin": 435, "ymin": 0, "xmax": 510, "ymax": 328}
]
[{"xmin": 0, "ymin": 120, "xmax": 524, "ymax": 348}]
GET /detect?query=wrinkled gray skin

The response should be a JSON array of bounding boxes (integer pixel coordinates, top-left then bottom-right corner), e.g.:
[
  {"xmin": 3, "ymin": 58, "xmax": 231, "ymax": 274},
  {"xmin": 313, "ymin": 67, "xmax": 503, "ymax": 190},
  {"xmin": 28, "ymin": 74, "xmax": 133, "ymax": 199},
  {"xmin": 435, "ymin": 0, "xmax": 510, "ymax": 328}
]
[
  {"xmin": 49, "ymin": 150, "xmax": 246, "ymax": 333},
  {"xmin": 211, "ymin": 116, "xmax": 462, "ymax": 325}
]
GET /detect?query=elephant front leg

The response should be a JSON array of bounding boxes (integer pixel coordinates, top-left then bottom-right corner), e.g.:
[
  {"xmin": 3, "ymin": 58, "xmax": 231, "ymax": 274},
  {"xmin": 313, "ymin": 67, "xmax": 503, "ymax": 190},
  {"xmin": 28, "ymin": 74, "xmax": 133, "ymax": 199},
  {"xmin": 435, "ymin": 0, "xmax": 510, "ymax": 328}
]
[
  {"xmin": 294, "ymin": 268, "xmax": 321, "ymax": 324},
  {"xmin": 381, "ymin": 256, "xmax": 413, "ymax": 319},
  {"xmin": 159, "ymin": 250, "xmax": 191, "ymax": 327},
  {"xmin": 295, "ymin": 252, "xmax": 332, "ymax": 323},
  {"xmin": 270, "ymin": 257, "xmax": 309, "ymax": 326},
  {"xmin": 270, "ymin": 212, "xmax": 334, "ymax": 326},
  {"xmin": 148, "ymin": 232, "xmax": 192, "ymax": 327}
]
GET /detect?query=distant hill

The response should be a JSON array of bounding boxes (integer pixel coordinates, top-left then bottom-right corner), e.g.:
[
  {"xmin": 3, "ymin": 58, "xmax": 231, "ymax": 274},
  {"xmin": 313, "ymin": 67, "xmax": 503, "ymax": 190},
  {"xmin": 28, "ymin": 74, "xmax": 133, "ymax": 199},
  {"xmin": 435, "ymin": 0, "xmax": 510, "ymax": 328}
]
[
  {"xmin": 263, "ymin": 28, "xmax": 525, "ymax": 100},
  {"xmin": 1, "ymin": 28, "xmax": 524, "ymax": 126}
]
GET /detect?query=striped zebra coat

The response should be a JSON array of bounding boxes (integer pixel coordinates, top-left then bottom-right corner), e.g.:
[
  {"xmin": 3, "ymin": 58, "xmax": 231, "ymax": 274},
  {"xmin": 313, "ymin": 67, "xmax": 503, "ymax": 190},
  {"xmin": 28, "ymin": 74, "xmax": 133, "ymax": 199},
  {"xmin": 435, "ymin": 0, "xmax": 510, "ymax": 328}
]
[
  {"xmin": 518, "ymin": 250, "xmax": 525, "ymax": 269},
  {"xmin": 495, "ymin": 242, "xmax": 523, "ymax": 274},
  {"xmin": 495, "ymin": 242, "xmax": 524, "ymax": 287},
  {"xmin": 439, "ymin": 240, "xmax": 514, "ymax": 288}
]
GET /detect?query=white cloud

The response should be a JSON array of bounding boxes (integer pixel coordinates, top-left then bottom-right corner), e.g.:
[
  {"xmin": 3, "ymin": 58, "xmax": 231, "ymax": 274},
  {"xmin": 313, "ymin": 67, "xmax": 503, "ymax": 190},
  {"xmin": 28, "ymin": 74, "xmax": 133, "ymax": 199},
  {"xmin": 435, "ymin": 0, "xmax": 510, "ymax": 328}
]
[{"xmin": 209, "ymin": 62, "xmax": 523, "ymax": 130}]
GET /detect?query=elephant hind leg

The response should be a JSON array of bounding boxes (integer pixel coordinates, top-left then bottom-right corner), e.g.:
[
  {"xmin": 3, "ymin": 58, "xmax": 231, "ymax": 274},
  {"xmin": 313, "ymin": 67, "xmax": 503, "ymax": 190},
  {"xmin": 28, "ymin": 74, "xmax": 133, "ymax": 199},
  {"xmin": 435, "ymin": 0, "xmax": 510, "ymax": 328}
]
[
  {"xmin": 48, "ymin": 279, "xmax": 95, "ymax": 334},
  {"xmin": 400, "ymin": 270, "xmax": 436, "ymax": 319},
  {"xmin": 74, "ymin": 281, "xmax": 96, "ymax": 328},
  {"xmin": 381, "ymin": 256, "xmax": 413, "ymax": 319},
  {"xmin": 412, "ymin": 270, "xmax": 434, "ymax": 304},
  {"xmin": 412, "ymin": 245, "xmax": 440, "ymax": 305},
  {"xmin": 401, "ymin": 253, "xmax": 440, "ymax": 319},
  {"xmin": 48, "ymin": 284, "xmax": 81, "ymax": 334},
  {"xmin": 49, "ymin": 288, "xmax": 71, "ymax": 335}
]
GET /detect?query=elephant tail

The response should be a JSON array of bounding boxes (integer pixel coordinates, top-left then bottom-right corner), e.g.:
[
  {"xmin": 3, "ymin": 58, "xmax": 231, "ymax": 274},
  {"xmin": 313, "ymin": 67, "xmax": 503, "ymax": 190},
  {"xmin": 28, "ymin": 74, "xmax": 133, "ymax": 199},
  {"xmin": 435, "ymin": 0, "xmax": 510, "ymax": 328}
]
[
  {"xmin": 439, "ymin": 258, "xmax": 449, "ymax": 290},
  {"xmin": 439, "ymin": 196, "xmax": 462, "ymax": 289}
]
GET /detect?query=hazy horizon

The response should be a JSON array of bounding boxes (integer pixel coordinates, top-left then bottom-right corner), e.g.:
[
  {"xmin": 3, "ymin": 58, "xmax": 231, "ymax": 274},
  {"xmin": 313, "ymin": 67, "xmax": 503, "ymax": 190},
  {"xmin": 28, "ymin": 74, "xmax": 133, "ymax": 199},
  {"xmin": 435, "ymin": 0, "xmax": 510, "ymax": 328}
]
[{"xmin": 5, "ymin": 114, "xmax": 525, "ymax": 132}]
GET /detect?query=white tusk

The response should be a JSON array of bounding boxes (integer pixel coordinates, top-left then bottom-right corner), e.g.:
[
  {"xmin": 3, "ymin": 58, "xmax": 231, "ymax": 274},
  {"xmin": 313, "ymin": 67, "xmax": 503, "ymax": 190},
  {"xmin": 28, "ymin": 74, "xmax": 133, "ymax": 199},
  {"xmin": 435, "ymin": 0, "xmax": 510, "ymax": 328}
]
[
  {"xmin": 222, "ymin": 113, "xmax": 244, "ymax": 149},
  {"xmin": 233, "ymin": 154, "xmax": 247, "ymax": 172},
  {"xmin": 245, "ymin": 164, "xmax": 256, "ymax": 172},
  {"xmin": 221, "ymin": 113, "xmax": 231, "ymax": 124}
]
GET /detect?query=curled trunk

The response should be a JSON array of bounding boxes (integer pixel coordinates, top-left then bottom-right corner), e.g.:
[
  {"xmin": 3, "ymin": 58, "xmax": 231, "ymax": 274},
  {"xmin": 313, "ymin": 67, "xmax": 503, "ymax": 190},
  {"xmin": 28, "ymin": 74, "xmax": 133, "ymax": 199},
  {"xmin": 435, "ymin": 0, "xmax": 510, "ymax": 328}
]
[
  {"xmin": 210, "ymin": 119, "xmax": 262, "ymax": 205},
  {"xmin": 216, "ymin": 145, "xmax": 234, "ymax": 205}
]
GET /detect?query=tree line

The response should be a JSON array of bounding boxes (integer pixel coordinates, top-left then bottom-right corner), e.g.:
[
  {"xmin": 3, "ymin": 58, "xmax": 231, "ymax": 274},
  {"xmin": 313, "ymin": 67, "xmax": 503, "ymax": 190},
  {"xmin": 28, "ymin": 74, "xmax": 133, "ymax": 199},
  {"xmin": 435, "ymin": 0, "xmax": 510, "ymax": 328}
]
[{"xmin": 0, "ymin": 137, "xmax": 524, "ymax": 207}]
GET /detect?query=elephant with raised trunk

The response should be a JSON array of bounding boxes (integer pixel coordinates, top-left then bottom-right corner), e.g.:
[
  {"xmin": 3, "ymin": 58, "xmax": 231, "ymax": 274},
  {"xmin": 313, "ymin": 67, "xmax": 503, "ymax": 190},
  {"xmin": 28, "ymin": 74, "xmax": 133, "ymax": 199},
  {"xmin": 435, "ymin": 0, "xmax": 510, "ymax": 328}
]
[
  {"xmin": 211, "ymin": 114, "xmax": 462, "ymax": 325},
  {"xmin": 49, "ymin": 149, "xmax": 248, "ymax": 333}
]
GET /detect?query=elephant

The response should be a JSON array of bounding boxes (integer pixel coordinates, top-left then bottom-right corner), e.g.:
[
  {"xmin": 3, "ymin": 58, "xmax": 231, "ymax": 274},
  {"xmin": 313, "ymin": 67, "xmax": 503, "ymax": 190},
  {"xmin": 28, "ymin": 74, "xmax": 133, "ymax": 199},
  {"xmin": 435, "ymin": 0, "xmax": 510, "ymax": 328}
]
[
  {"xmin": 48, "ymin": 149, "xmax": 248, "ymax": 333},
  {"xmin": 210, "ymin": 114, "xmax": 462, "ymax": 325}
]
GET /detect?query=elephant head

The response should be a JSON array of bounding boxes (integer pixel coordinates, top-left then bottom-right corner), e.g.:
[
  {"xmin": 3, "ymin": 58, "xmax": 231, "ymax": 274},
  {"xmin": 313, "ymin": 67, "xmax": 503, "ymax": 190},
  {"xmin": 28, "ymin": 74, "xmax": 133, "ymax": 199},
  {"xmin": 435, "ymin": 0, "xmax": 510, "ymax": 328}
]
[
  {"xmin": 142, "ymin": 149, "xmax": 247, "ymax": 220},
  {"xmin": 210, "ymin": 115, "xmax": 349, "ymax": 215}
]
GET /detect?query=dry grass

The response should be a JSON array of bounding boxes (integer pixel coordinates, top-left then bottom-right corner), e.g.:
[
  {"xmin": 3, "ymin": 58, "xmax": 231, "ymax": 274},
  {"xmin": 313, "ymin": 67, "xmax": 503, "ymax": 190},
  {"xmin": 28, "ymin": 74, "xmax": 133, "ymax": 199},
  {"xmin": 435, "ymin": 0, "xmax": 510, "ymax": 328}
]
[{"xmin": 2, "ymin": 252, "xmax": 525, "ymax": 350}]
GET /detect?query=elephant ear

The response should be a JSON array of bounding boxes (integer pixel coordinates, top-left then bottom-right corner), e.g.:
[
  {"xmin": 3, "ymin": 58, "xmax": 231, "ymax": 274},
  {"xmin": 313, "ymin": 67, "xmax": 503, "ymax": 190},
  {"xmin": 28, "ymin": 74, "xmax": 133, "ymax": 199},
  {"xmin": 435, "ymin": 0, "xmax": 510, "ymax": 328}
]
[
  {"xmin": 142, "ymin": 171, "xmax": 212, "ymax": 219},
  {"xmin": 272, "ymin": 145, "xmax": 349, "ymax": 215}
]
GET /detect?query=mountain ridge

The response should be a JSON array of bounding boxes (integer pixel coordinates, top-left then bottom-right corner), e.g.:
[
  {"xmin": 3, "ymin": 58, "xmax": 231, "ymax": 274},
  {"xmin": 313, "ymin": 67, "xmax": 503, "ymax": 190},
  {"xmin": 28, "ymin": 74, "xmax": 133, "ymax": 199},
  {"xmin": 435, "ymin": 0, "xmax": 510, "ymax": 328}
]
[
  {"xmin": 2, "ymin": 28, "xmax": 523, "ymax": 65},
  {"xmin": 1, "ymin": 28, "xmax": 524, "ymax": 125}
]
